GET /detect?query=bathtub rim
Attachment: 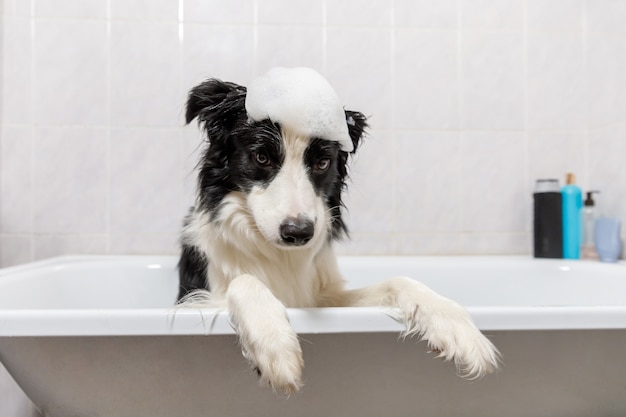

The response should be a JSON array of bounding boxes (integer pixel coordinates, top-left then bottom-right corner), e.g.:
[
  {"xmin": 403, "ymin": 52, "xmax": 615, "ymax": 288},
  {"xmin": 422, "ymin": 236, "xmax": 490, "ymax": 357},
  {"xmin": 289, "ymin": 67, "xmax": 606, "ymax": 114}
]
[
  {"xmin": 2, "ymin": 305, "xmax": 626, "ymax": 337},
  {"xmin": 1, "ymin": 255, "xmax": 626, "ymax": 336}
]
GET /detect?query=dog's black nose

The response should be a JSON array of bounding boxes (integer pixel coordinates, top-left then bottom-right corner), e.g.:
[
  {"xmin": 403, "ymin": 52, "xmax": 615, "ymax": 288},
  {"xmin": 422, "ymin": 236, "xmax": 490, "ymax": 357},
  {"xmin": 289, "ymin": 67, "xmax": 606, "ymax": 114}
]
[{"xmin": 279, "ymin": 216, "xmax": 315, "ymax": 246}]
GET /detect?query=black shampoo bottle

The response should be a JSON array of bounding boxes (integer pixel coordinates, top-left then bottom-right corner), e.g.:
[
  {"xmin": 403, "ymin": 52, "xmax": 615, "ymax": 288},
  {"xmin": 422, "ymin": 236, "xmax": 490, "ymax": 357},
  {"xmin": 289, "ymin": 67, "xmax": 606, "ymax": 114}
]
[{"xmin": 533, "ymin": 179, "xmax": 563, "ymax": 258}]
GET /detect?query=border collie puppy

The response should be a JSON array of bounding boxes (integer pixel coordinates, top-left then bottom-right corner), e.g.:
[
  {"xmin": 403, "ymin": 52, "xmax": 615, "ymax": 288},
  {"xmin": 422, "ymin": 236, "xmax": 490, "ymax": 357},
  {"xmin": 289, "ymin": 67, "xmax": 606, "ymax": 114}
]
[{"xmin": 178, "ymin": 68, "xmax": 499, "ymax": 395}]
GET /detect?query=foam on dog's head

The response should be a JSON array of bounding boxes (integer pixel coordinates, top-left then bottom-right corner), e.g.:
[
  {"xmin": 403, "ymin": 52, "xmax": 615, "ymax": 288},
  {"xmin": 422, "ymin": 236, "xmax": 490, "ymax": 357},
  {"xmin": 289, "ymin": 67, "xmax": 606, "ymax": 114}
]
[{"xmin": 245, "ymin": 67, "xmax": 353, "ymax": 152}]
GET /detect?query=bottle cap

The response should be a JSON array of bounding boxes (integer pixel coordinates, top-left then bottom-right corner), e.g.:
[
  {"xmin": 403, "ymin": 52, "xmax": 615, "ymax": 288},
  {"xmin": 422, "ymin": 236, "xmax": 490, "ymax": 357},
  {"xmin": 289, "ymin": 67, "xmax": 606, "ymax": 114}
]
[
  {"xmin": 534, "ymin": 178, "xmax": 560, "ymax": 193},
  {"xmin": 585, "ymin": 190, "xmax": 600, "ymax": 207},
  {"xmin": 565, "ymin": 172, "xmax": 576, "ymax": 185}
]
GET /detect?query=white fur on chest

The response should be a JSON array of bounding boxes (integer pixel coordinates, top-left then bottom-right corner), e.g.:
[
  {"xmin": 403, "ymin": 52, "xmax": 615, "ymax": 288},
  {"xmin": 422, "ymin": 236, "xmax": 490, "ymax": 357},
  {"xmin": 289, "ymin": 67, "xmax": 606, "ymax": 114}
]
[{"xmin": 182, "ymin": 195, "xmax": 339, "ymax": 308}]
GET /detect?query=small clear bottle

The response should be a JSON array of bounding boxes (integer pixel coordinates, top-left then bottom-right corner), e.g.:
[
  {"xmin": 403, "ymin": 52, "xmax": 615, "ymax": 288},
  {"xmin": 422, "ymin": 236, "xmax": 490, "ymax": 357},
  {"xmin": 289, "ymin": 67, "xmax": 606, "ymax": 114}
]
[{"xmin": 581, "ymin": 191, "xmax": 600, "ymax": 260}]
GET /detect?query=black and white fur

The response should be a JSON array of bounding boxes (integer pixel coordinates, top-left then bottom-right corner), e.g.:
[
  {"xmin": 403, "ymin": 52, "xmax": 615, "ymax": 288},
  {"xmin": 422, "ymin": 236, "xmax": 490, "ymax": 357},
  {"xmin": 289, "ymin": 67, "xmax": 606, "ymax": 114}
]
[{"xmin": 178, "ymin": 77, "xmax": 499, "ymax": 395}]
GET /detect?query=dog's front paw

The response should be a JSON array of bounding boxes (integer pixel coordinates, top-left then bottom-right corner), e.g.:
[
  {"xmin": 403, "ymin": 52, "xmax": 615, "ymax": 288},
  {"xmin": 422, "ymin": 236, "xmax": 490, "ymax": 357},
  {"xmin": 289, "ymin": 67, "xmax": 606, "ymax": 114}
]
[
  {"xmin": 242, "ymin": 326, "xmax": 304, "ymax": 396},
  {"xmin": 239, "ymin": 323, "xmax": 304, "ymax": 396},
  {"xmin": 393, "ymin": 278, "xmax": 500, "ymax": 378},
  {"xmin": 419, "ymin": 309, "xmax": 500, "ymax": 379},
  {"xmin": 227, "ymin": 274, "xmax": 305, "ymax": 395}
]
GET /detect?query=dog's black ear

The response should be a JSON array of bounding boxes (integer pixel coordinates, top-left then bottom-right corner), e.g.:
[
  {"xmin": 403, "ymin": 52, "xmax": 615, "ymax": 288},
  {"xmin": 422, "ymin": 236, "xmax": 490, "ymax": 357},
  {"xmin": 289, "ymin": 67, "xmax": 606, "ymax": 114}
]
[
  {"xmin": 344, "ymin": 110, "xmax": 368, "ymax": 154},
  {"xmin": 185, "ymin": 79, "xmax": 247, "ymax": 133}
]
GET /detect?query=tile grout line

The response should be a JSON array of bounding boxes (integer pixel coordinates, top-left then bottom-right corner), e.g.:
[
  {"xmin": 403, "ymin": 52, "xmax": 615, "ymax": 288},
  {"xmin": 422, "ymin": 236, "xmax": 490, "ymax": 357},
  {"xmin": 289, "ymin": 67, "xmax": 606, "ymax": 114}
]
[
  {"xmin": 28, "ymin": 0, "xmax": 35, "ymax": 262},
  {"xmin": 457, "ymin": 0, "xmax": 467, "ymax": 245},
  {"xmin": 522, "ymin": 0, "xmax": 531, "ymax": 240},
  {"xmin": 105, "ymin": 0, "xmax": 112, "ymax": 254}
]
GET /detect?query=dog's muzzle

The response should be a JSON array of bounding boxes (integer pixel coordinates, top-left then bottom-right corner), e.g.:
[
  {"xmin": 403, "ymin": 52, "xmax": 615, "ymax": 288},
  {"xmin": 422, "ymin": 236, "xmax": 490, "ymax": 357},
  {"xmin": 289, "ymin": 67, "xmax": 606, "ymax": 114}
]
[{"xmin": 279, "ymin": 215, "xmax": 315, "ymax": 246}]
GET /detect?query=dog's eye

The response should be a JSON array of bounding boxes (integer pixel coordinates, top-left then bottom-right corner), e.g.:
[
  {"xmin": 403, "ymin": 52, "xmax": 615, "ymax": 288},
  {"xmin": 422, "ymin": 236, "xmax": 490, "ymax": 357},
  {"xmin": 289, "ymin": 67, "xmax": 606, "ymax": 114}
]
[
  {"xmin": 254, "ymin": 151, "xmax": 271, "ymax": 167},
  {"xmin": 314, "ymin": 158, "xmax": 331, "ymax": 172}
]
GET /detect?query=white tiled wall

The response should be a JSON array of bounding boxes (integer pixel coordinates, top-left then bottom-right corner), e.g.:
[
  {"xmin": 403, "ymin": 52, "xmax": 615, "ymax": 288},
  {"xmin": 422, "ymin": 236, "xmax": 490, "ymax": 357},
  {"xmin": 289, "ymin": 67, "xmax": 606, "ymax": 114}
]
[
  {"xmin": 2, "ymin": 0, "xmax": 626, "ymax": 414},
  {"xmin": 3, "ymin": 0, "xmax": 626, "ymax": 267}
]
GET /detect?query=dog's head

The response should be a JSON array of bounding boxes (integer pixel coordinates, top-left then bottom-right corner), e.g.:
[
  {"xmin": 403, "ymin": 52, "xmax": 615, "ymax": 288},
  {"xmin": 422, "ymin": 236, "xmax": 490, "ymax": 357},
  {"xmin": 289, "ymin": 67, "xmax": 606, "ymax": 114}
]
[{"xmin": 186, "ymin": 77, "xmax": 367, "ymax": 249}]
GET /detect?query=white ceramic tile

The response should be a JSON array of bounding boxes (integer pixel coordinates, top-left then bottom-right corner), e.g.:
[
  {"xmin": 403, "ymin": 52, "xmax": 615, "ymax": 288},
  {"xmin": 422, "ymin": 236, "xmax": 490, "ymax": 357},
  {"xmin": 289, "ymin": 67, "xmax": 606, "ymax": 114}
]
[
  {"xmin": 0, "ymin": 235, "xmax": 33, "ymax": 267},
  {"xmin": 182, "ymin": 24, "xmax": 255, "ymax": 90},
  {"xmin": 34, "ymin": 0, "xmax": 107, "ymax": 18},
  {"xmin": 110, "ymin": 22, "xmax": 183, "ymax": 127},
  {"xmin": 1, "ymin": 126, "xmax": 32, "ymax": 234},
  {"xmin": 460, "ymin": 232, "xmax": 530, "ymax": 254},
  {"xmin": 394, "ymin": 0, "xmax": 458, "ymax": 29},
  {"xmin": 2, "ymin": 17, "xmax": 31, "ymax": 125},
  {"xmin": 461, "ymin": 31, "xmax": 524, "ymax": 129},
  {"xmin": 461, "ymin": 132, "xmax": 527, "ymax": 233},
  {"xmin": 32, "ymin": 19, "xmax": 108, "ymax": 126},
  {"xmin": 527, "ymin": 0, "xmax": 583, "ymax": 31},
  {"xmin": 527, "ymin": 32, "xmax": 586, "ymax": 130},
  {"xmin": 32, "ymin": 127, "xmax": 108, "ymax": 234},
  {"xmin": 335, "ymin": 234, "xmax": 396, "ymax": 256},
  {"xmin": 182, "ymin": 124, "xmax": 204, "ymax": 172},
  {"xmin": 528, "ymin": 132, "xmax": 586, "ymax": 190},
  {"xmin": 110, "ymin": 128, "xmax": 184, "ymax": 234},
  {"xmin": 109, "ymin": 233, "xmax": 180, "ymax": 255},
  {"xmin": 326, "ymin": 0, "xmax": 391, "ymax": 26},
  {"xmin": 394, "ymin": 234, "xmax": 465, "ymax": 255},
  {"xmin": 6, "ymin": 0, "xmax": 626, "ymax": 261},
  {"xmin": 588, "ymin": 125, "xmax": 626, "ymax": 221},
  {"xmin": 461, "ymin": 0, "xmax": 524, "ymax": 31},
  {"xmin": 342, "ymin": 129, "xmax": 394, "ymax": 234},
  {"xmin": 394, "ymin": 131, "xmax": 462, "ymax": 233},
  {"xmin": 182, "ymin": 125, "xmax": 203, "ymax": 209},
  {"xmin": 183, "ymin": 0, "xmax": 254, "ymax": 24},
  {"xmin": 256, "ymin": 26, "xmax": 324, "ymax": 72},
  {"xmin": 4, "ymin": 0, "xmax": 31, "ymax": 17},
  {"xmin": 326, "ymin": 28, "xmax": 392, "ymax": 129},
  {"xmin": 257, "ymin": 0, "xmax": 323, "ymax": 25},
  {"xmin": 587, "ymin": 34, "xmax": 626, "ymax": 128},
  {"xmin": 111, "ymin": 0, "xmax": 178, "ymax": 21},
  {"xmin": 33, "ymin": 235, "xmax": 107, "ymax": 260},
  {"xmin": 394, "ymin": 30, "xmax": 459, "ymax": 129},
  {"xmin": 587, "ymin": 0, "xmax": 626, "ymax": 33}
]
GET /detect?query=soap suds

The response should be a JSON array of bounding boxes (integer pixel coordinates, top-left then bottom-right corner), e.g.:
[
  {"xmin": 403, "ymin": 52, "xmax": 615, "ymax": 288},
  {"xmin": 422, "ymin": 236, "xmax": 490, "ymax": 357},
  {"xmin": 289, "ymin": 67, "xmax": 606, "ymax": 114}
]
[{"xmin": 245, "ymin": 67, "xmax": 353, "ymax": 152}]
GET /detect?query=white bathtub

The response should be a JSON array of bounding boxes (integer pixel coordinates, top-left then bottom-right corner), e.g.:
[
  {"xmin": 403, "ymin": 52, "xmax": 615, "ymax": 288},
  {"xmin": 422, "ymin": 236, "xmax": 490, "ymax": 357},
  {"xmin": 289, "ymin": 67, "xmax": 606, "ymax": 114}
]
[{"xmin": 0, "ymin": 255, "xmax": 625, "ymax": 417}]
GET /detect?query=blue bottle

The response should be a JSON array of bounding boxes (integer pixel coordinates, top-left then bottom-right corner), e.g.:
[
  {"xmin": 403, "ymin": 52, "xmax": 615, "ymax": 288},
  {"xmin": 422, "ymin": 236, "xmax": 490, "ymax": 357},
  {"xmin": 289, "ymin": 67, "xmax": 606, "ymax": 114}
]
[{"xmin": 562, "ymin": 173, "xmax": 582, "ymax": 259}]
